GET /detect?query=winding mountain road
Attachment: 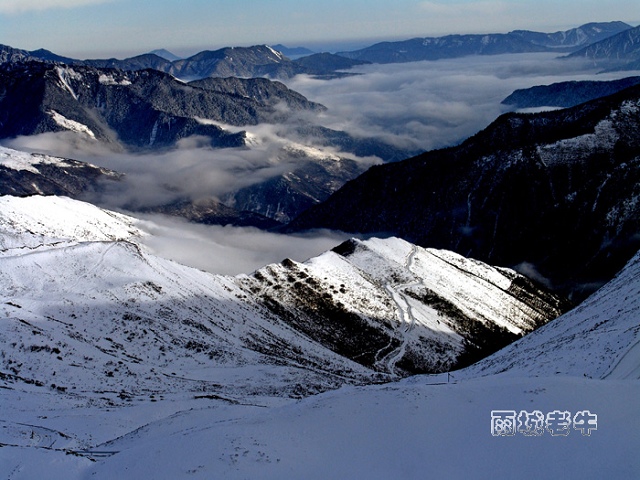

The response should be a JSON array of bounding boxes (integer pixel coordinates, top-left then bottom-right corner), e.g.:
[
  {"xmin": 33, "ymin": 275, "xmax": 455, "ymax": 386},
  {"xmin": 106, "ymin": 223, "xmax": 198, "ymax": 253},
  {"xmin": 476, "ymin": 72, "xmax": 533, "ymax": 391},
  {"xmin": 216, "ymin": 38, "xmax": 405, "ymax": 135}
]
[{"xmin": 376, "ymin": 246, "xmax": 422, "ymax": 377}]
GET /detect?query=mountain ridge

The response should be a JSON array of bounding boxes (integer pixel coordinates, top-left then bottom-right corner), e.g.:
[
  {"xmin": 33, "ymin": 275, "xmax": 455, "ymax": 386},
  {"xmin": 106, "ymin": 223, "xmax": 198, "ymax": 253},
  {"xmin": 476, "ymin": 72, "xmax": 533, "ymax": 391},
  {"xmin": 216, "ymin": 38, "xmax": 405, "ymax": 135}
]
[
  {"xmin": 1, "ymin": 22, "xmax": 632, "ymax": 79},
  {"xmin": 337, "ymin": 21, "xmax": 632, "ymax": 64},
  {"xmin": 502, "ymin": 76, "xmax": 640, "ymax": 109},
  {"xmin": 0, "ymin": 195, "xmax": 566, "ymax": 390},
  {"xmin": 287, "ymin": 83, "xmax": 640, "ymax": 300},
  {"xmin": 566, "ymin": 24, "xmax": 640, "ymax": 71}
]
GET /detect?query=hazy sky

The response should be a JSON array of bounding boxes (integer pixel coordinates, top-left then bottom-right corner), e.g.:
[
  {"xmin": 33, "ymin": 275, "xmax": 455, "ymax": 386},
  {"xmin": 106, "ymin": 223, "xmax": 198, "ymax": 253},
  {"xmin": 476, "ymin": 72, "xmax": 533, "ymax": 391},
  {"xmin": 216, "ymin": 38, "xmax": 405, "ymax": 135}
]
[{"xmin": 1, "ymin": 0, "xmax": 639, "ymax": 58}]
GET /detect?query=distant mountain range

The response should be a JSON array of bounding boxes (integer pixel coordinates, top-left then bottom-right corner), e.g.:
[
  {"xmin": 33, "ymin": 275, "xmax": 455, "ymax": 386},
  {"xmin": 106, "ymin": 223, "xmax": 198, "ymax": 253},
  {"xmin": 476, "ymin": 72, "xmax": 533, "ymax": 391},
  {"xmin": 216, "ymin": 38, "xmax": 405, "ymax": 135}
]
[
  {"xmin": 1, "ymin": 21, "xmax": 639, "ymax": 231},
  {"xmin": 0, "ymin": 61, "xmax": 415, "ymax": 225},
  {"xmin": 0, "ymin": 43, "xmax": 367, "ymax": 80},
  {"xmin": 337, "ymin": 21, "xmax": 632, "ymax": 63},
  {"xmin": 0, "ymin": 61, "xmax": 320, "ymax": 149},
  {"xmin": 502, "ymin": 76, "xmax": 640, "ymax": 109},
  {"xmin": 272, "ymin": 44, "xmax": 316, "ymax": 58},
  {"xmin": 149, "ymin": 48, "xmax": 182, "ymax": 62},
  {"xmin": 1, "ymin": 21, "xmax": 634, "ymax": 82},
  {"xmin": 287, "ymin": 83, "xmax": 640, "ymax": 301},
  {"xmin": 566, "ymin": 24, "xmax": 640, "ymax": 71},
  {"xmin": 0, "ymin": 59, "xmax": 413, "ymax": 160}
]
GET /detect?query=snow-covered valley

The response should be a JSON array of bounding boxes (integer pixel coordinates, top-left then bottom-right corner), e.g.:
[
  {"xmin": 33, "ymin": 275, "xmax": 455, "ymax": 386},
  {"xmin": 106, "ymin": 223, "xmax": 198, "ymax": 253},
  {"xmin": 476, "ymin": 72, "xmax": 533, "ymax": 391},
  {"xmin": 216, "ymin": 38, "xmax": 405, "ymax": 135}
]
[{"xmin": 0, "ymin": 193, "xmax": 638, "ymax": 479}]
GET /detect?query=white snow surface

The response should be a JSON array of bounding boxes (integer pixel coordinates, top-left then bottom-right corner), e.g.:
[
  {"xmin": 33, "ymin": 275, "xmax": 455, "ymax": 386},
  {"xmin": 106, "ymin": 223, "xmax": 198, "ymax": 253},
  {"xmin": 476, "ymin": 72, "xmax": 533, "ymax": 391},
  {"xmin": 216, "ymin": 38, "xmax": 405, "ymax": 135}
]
[
  {"xmin": 0, "ymin": 145, "xmax": 86, "ymax": 175},
  {"xmin": 0, "ymin": 195, "xmax": 143, "ymax": 251},
  {"xmin": 98, "ymin": 74, "xmax": 132, "ymax": 86},
  {"xmin": 0, "ymin": 195, "xmax": 638, "ymax": 479},
  {"xmin": 48, "ymin": 110, "xmax": 96, "ymax": 139},
  {"xmin": 458, "ymin": 249, "xmax": 640, "ymax": 380},
  {"xmin": 55, "ymin": 66, "xmax": 81, "ymax": 100}
]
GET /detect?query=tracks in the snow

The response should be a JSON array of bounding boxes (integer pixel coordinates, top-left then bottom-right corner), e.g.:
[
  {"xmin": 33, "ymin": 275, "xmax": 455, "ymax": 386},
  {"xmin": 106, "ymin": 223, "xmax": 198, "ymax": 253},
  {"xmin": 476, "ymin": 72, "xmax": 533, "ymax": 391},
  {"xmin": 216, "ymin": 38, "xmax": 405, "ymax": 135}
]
[{"xmin": 375, "ymin": 246, "xmax": 421, "ymax": 377}]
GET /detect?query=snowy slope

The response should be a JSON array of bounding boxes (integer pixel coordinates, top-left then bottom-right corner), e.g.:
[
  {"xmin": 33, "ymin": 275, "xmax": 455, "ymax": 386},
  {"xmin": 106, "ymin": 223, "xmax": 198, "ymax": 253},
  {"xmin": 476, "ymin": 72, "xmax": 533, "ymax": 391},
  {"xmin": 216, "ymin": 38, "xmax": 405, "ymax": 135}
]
[
  {"xmin": 0, "ymin": 195, "xmax": 565, "ymax": 393},
  {"xmin": 0, "ymin": 197, "xmax": 377, "ymax": 405},
  {"xmin": 458, "ymin": 249, "xmax": 640, "ymax": 380},
  {"xmin": 0, "ymin": 145, "xmax": 122, "ymax": 198},
  {"xmin": 76, "ymin": 377, "xmax": 640, "ymax": 480},
  {"xmin": 0, "ymin": 195, "xmax": 142, "ymax": 245},
  {"xmin": 2, "ymin": 195, "xmax": 635, "ymax": 479},
  {"xmin": 240, "ymin": 237, "xmax": 565, "ymax": 375},
  {"xmin": 74, "ymin": 244, "xmax": 640, "ymax": 480}
]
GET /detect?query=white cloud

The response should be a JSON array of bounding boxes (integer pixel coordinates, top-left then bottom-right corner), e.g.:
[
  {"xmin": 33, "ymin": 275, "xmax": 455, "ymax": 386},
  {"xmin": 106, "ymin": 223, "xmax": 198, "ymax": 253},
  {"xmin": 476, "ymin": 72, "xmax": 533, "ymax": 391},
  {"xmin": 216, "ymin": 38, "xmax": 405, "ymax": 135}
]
[
  {"xmin": 286, "ymin": 52, "xmax": 627, "ymax": 153},
  {"xmin": 135, "ymin": 214, "xmax": 352, "ymax": 276},
  {"xmin": 0, "ymin": 0, "xmax": 113, "ymax": 14}
]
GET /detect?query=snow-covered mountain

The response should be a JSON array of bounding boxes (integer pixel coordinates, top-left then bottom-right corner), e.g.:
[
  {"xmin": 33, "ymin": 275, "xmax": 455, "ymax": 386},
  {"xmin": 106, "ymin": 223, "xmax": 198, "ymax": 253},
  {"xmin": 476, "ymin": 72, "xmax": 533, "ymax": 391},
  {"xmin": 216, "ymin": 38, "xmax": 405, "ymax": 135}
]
[
  {"xmin": 0, "ymin": 62, "xmax": 324, "ymax": 150},
  {"xmin": 0, "ymin": 43, "xmax": 365, "ymax": 80},
  {"xmin": 0, "ymin": 43, "xmax": 76, "ymax": 65},
  {"xmin": 511, "ymin": 21, "xmax": 634, "ymax": 50},
  {"xmin": 0, "ymin": 196, "xmax": 565, "ymax": 394},
  {"xmin": 288, "ymin": 81, "xmax": 640, "ymax": 301},
  {"xmin": 567, "ymin": 24, "xmax": 640, "ymax": 71},
  {"xmin": 167, "ymin": 45, "xmax": 298, "ymax": 79},
  {"xmin": 0, "ymin": 146, "xmax": 121, "ymax": 197},
  {"xmin": 0, "ymin": 60, "xmax": 413, "ymax": 226},
  {"xmin": 459, "ymin": 248, "xmax": 640, "ymax": 380},
  {"xmin": 337, "ymin": 21, "xmax": 632, "ymax": 64},
  {"xmin": 0, "ymin": 195, "xmax": 636, "ymax": 479}
]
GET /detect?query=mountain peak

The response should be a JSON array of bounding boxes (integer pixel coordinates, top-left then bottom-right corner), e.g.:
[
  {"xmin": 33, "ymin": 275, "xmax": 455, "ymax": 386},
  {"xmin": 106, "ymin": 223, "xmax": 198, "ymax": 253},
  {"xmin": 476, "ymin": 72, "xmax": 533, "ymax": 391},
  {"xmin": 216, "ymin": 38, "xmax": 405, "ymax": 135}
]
[{"xmin": 148, "ymin": 48, "xmax": 181, "ymax": 61}]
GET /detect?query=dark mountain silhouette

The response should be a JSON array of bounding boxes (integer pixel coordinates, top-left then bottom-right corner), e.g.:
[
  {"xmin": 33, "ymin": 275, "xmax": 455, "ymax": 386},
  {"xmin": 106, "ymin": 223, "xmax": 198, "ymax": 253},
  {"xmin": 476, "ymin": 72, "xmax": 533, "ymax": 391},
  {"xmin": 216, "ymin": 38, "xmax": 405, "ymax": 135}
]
[
  {"xmin": 502, "ymin": 76, "xmax": 640, "ymax": 109},
  {"xmin": 337, "ymin": 22, "xmax": 632, "ymax": 64}
]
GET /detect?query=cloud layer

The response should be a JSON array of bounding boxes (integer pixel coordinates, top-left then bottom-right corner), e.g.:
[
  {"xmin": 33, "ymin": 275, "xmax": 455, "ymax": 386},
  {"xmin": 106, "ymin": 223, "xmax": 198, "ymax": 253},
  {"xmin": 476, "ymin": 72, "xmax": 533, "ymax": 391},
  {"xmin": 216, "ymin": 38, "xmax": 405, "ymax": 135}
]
[
  {"xmin": 135, "ymin": 214, "xmax": 352, "ymax": 276},
  {"xmin": 285, "ymin": 52, "xmax": 632, "ymax": 153},
  {"xmin": 5, "ymin": 52, "xmax": 638, "ymax": 274}
]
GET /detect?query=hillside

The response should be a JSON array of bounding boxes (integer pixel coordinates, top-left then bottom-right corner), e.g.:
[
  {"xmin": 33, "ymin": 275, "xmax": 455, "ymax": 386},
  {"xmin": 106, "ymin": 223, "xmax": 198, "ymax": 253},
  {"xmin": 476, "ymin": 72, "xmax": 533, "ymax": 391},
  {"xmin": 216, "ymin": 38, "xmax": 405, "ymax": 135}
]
[
  {"xmin": 567, "ymin": 24, "xmax": 640, "ymax": 71},
  {"xmin": 0, "ymin": 62, "xmax": 324, "ymax": 150},
  {"xmin": 502, "ymin": 76, "xmax": 640, "ymax": 109},
  {"xmin": 288, "ymin": 84, "xmax": 640, "ymax": 300},
  {"xmin": 1, "ymin": 198, "xmax": 636, "ymax": 477},
  {"xmin": 0, "ymin": 196, "xmax": 566, "ymax": 390}
]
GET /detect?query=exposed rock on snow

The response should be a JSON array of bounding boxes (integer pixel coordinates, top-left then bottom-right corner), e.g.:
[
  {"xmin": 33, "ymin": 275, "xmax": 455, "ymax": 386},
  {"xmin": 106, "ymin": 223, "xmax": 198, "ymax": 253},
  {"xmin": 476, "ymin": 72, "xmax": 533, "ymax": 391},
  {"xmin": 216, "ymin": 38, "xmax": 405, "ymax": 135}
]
[
  {"xmin": 0, "ymin": 195, "xmax": 565, "ymax": 408},
  {"xmin": 458, "ymin": 248, "xmax": 640, "ymax": 379}
]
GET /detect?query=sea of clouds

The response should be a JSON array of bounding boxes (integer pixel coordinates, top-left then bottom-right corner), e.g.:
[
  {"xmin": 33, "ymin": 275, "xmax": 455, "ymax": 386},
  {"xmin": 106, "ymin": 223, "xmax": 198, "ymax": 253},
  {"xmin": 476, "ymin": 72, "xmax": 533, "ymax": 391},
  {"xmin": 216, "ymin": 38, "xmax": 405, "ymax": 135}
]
[{"xmin": 4, "ymin": 52, "xmax": 636, "ymax": 275}]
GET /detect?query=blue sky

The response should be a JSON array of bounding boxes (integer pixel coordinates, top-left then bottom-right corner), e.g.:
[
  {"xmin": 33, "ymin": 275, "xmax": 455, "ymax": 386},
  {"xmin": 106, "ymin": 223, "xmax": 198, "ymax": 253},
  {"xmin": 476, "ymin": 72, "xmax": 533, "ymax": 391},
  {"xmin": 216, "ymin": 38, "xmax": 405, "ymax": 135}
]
[{"xmin": 2, "ymin": 0, "xmax": 639, "ymax": 59}]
